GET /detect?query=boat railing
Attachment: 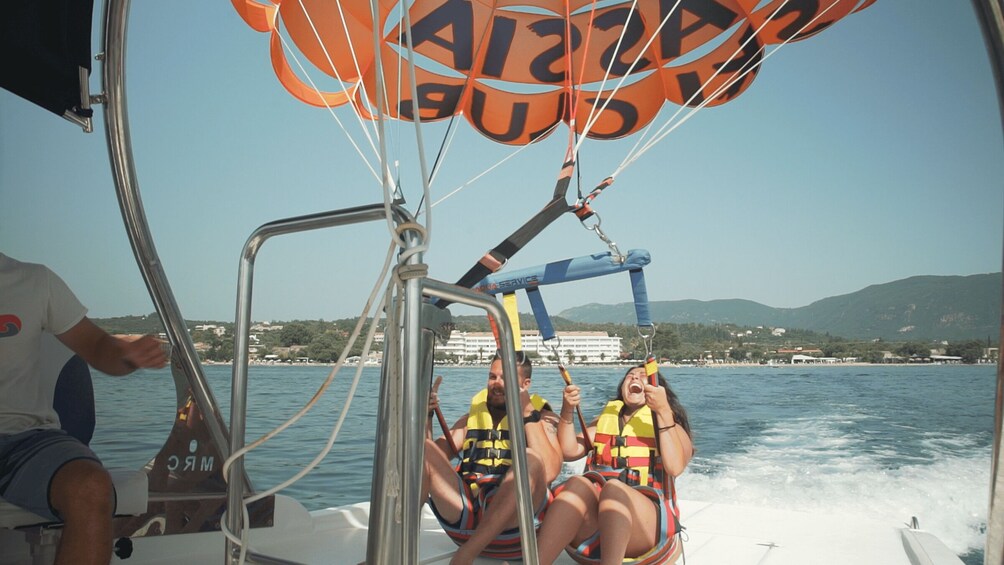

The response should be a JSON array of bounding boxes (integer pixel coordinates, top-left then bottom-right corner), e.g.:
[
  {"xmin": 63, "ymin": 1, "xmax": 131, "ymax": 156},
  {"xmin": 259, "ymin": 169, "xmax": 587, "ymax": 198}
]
[
  {"xmin": 226, "ymin": 203, "xmax": 412, "ymax": 564},
  {"xmin": 970, "ymin": 2, "xmax": 1004, "ymax": 563},
  {"xmin": 102, "ymin": 0, "xmax": 242, "ymax": 491}
]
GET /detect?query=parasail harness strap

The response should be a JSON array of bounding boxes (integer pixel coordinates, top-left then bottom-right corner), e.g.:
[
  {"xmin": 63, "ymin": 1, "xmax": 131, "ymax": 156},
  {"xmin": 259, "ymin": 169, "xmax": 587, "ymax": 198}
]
[{"xmin": 442, "ymin": 156, "xmax": 577, "ymax": 311}]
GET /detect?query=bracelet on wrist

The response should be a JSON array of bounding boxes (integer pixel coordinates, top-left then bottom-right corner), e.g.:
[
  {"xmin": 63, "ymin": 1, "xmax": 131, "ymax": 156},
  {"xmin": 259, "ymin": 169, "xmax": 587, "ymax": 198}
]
[
  {"xmin": 559, "ymin": 416, "xmax": 573, "ymax": 425},
  {"xmin": 657, "ymin": 422, "xmax": 677, "ymax": 432}
]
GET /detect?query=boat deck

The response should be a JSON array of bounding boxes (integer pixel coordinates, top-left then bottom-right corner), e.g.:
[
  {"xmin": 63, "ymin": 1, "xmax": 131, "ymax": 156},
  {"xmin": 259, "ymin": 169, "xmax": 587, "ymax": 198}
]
[
  {"xmin": 0, "ymin": 495, "xmax": 947, "ymax": 565},
  {"xmin": 0, "ymin": 494, "xmax": 964, "ymax": 564}
]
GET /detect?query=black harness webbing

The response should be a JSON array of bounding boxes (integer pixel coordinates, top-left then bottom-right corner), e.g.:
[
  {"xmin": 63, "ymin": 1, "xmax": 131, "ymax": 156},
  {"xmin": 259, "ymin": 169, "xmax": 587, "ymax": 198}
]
[{"xmin": 439, "ymin": 158, "xmax": 576, "ymax": 307}]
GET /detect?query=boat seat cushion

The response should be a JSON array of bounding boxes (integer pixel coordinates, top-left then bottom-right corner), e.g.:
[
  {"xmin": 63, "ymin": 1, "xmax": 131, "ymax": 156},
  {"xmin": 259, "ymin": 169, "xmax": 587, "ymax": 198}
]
[
  {"xmin": 0, "ymin": 468, "xmax": 148, "ymax": 529},
  {"xmin": 52, "ymin": 354, "xmax": 96, "ymax": 446},
  {"xmin": 0, "ymin": 353, "xmax": 148, "ymax": 529}
]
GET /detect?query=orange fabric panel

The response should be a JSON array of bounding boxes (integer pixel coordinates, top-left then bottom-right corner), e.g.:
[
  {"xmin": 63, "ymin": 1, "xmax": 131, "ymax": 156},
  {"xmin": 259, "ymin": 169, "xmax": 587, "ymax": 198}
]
[
  {"xmin": 573, "ymin": 75, "xmax": 666, "ymax": 140},
  {"xmin": 854, "ymin": 0, "xmax": 879, "ymax": 13},
  {"xmin": 461, "ymin": 82, "xmax": 565, "ymax": 145},
  {"xmin": 402, "ymin": 3, "xmax": 667, "ymax": 86},
  {"xmin": 280, "ymin": 0, "xmax": 378, "ymax": 82},
  {"xmin": 234, "ymin": 0, "xmax": 874, "ymax": 145},
  {"xmin": 662, "ymin": 22, "xmax": 762, "ymax": 109},
  {"xmin": 467, "ymin": 5, "xmax": 665, "ymax": 86},
  {"xmin": 360, "ymin": 43, "xmax": 468, "ymax": 122},
  {"xmin": 634, "ymin": 0, "xmax": 747, "ymax": 65},
  {"xmin": 269, "ymin": 29, "xmax": 354, "ymax": 108},
  {"xmin": 391, "ymin": 0, "xmax": 497, "ymax": 83},
  {"xmin": 750, "ymin": 0, "xmax": 861, "ymax": 43},
  {"xmin": 271, "ymin": 27, "xmax": 357, "ymax": 108},
  {"xmin": 231, "ymin": 0, "xmax": 277, "ymax": 34},
  {"xmin": 564, "ymin": 5, "xmax": 663, "ymax": 84},
  {"xmin": 484, "ymin": 0, "xmax": 591, "ymax": 13}
]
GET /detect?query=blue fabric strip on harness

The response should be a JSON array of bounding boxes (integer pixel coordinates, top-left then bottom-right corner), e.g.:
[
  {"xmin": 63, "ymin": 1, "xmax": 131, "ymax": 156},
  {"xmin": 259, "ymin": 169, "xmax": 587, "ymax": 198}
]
[
  {"xmin": 525, "ymin": 287, "xmax": 555, "ymax": 342},
  {"xmin": 472, "ymin": 249, "xmax": 650, "ymax": 295},
  {"xmin": 629, "ymin": 267, "xmax": 653, "ymax": 328}
]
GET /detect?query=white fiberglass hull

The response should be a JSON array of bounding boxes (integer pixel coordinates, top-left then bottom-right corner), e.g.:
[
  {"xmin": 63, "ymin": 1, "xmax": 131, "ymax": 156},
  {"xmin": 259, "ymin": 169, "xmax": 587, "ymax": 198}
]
[{"xmin": 1, "ymin": 494, "xmax": 963, "ymax": 565}]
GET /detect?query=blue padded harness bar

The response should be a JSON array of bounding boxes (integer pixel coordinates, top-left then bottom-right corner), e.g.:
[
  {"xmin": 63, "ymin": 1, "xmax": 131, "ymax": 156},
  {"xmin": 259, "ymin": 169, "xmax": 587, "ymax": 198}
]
[
  {"xmin": 525, "ymin": 287, "xmax": 555, "ymax": 341},
  {"xmin": 473, "ymin": 248, "xmax": 654, "ymax": 335},
  {"xmin": 629, "ymin": 268, "xmax": 653, "ymax": 328},
  {"xmin": 472, "ymin": 249, "xmax": 650, "ymax": 295}
]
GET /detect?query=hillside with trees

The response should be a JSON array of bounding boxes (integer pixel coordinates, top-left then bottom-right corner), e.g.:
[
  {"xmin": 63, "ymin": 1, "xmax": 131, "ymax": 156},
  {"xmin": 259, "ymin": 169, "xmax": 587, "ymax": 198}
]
[
  {"xmin": 558, "ymin": 273, "xmax": 1001, "ymax": 341},
  {"xmin": 93, "ymin": 312, "xmax": 996, "ymax": 365}
]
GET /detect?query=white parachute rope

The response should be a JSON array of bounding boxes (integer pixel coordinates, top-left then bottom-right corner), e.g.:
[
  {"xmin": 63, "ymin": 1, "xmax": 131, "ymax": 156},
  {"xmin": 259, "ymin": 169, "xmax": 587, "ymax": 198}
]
[
  {"xmin": 426, "ymin": 110, "xmax": 464, "ymax": 188},
  {"xmin": 574, "ymin": 0, "xmax": 642, "ymax": 139},
  {"xmin": 290, "ymin": 0, "xmax": 382, "ymax": 177},
  {"xmin": 575, "ymin": 0, "xmax": 641, "ymax": 149},
  {"xmin": 618, "ymin": 0, "xmax": 791, "ymax": 167},
  {"xmin": 365, "ymin": 0, "xmax": 405, "ymax": 249},
  {"xmin": 398, "ymin": 0, "xmax": 434, "ymax": 260},
  {"xmin": 221, "ymin": 240, "xmax": 397, "ymax": 485},
  {"xmin": 612, "ymin": 0, "xmax": 792, "ymax": 173},
  {"xmin": 245, "ymin": 276, "xmax": 391, "ymax": 505},
  {"xmin": 576, "ymin": 0, "xmax": 684, "ymax": 153},
  {"xmin": 429, "ymin": 121, "xmax": 561, "ymax": 209},
  {"xmin": 615, "ymin": 0, "xmax": 845, "ymax": 176},
  {"xmin": 273, "ymin": 31, "xmax": 381, "ymax": 185},
  {"xmin": 219, "ymin": 503, "xmax": 252, "ymax": 565},
  {"xmin": 220, "ymin": 242, "xmax": 397, "ymax": 565}
]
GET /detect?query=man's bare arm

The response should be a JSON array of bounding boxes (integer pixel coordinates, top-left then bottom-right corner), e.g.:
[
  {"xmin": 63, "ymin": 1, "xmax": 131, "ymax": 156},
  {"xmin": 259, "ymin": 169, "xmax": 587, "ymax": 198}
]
[{"xmin": 57, "ymin": 317, "xmax": 166, "ymax": 376}]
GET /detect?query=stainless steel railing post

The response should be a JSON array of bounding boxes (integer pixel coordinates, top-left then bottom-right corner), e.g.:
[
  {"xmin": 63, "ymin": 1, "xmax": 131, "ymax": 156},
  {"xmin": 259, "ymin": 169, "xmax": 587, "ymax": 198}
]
[
  {"xmin": 422, "ymin": 279, "xmax": 540, "ymax": 565},
  {"xmin": 225, "ymin": 204, "xmax": 409, "ymax": 564}
]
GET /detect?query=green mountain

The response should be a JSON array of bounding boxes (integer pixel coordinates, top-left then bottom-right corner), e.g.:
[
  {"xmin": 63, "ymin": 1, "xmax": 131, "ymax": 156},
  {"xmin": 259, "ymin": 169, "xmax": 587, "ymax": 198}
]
[{"xmin": 557, "ymin": 273, "xmax": 1002, "ymax": 341}]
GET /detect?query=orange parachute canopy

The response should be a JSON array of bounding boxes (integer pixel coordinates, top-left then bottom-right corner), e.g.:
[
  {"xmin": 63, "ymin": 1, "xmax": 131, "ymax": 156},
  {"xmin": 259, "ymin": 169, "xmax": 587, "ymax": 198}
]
[{"xmin": 233, "ymin": 0, "xmax": 875, "ymax": 145}]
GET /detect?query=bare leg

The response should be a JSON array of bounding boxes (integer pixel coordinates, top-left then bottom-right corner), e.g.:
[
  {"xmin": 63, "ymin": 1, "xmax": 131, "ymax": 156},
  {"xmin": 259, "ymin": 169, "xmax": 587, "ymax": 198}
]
[
  {"xmin": 450, "ymin": 449, "xmax": 549, "ymax": 565},
  {"xmin": 596, "ymin": 480, "xmax": 658, "ymax": 565},
  {"xmin": 536, "ymin": 475, "xmax": 600, "ymax": 565},
  {"xmin": 423, "ymin": 438, "xmax": 464, "ymax": 524},
  {"xmin": 49, "ymin": 459, "xmax": 114, "ymax": 565}
]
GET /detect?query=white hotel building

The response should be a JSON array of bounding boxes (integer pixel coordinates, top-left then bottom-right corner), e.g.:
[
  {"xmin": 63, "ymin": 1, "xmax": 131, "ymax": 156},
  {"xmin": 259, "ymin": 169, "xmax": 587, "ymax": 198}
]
[{"xmin": 436, "ymin": 331, "xmax": 622, "ymax": 363}]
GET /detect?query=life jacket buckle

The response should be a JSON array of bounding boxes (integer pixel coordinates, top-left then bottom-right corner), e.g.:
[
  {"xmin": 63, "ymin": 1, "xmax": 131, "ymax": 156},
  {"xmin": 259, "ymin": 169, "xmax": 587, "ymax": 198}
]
[{"xmin": 619, "ymin": 468, "xmax": 641, "ymax": 487}]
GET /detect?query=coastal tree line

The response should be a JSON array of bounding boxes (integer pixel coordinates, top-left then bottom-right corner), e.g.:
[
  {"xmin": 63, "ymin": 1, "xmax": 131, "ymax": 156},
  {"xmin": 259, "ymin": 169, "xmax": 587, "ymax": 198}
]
[{"xmin": 96, "ymin": 314, "xmax": 994, "ymax": 364}]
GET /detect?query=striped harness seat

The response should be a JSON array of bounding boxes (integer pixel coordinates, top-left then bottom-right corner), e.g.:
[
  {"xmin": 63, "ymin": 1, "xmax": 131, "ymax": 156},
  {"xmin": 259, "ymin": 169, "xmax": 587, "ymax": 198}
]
[{"xmin": 434, "ymin": 388, "xmax": 550, "ymax": 560}]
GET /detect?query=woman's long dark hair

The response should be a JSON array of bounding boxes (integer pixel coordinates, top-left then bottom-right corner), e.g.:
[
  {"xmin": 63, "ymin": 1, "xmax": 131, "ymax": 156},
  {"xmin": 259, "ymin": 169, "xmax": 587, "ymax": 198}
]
[{"xmin": 615, "ymin": 366, "xmax": 692, "ymax": 437}]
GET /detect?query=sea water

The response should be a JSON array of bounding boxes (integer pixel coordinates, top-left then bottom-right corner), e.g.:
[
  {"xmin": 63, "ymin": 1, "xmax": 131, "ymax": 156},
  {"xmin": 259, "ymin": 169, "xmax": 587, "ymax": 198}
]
[{"xmin": 91, "ymin": 363, "xmax": 995, "ymax": 564}]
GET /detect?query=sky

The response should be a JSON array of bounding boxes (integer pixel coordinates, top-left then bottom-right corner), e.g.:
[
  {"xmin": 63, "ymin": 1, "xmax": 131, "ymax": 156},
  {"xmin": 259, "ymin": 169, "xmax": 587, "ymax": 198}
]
[{"xmin": 1, "ymin": 1, "xmax": 1002, "ymax": 325}]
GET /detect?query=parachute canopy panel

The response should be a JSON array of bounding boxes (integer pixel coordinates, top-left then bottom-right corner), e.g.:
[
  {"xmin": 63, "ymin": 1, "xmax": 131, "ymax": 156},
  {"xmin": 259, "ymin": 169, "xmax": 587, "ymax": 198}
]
[{"xmin": 235, "ymin": 0, "xmax": 874, "ymax": 145}]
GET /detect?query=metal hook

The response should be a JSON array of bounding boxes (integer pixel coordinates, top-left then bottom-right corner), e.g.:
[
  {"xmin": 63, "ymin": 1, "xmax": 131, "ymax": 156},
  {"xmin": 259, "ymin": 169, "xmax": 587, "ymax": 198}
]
[
  {"xmin": 637, "ymin": 324, "xmax": 657, "ymax": 357},
  {"xmin": 580, "ymin": 211, "xmax": 625, "ymax": 263},
  {"xmin": 546, "ymin": 337, "xmax": 564, "ymax": 363}
]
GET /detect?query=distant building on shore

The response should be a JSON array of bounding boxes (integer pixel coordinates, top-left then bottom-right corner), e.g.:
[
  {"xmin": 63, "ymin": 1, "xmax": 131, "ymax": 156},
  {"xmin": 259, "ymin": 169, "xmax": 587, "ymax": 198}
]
[{"xmin": 422, "ymin": 330, "xmax": 623, "ymax": 363}]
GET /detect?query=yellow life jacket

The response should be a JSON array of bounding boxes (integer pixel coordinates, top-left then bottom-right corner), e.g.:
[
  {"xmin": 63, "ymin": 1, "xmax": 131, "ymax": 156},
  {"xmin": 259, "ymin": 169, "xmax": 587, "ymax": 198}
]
[
  {"xmin": 588, "ymin": 400, "xmax": 664, "ymax": 490},
  {"xmin": 458, "ymin": 388, "xmax": 549, "ymax": 479}
]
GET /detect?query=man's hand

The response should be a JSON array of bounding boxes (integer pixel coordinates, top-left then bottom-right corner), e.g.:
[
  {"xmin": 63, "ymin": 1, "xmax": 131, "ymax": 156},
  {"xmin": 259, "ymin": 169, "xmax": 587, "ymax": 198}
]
[
  {"xmin": 117, "ymin": 334, "xmax": 168, "ymax": 370},
  {"xmin": 644, "ymin": 383, "xmax": 673, "ymax": 424},
  {"xmin": 429, "ymin": 375, "xmax": 443, "ymax": 416}
]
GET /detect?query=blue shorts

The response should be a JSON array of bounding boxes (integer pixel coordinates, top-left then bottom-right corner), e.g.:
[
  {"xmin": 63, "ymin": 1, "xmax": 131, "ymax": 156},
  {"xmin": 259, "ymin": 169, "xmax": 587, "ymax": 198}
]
[{"xmin": 0, "ymin": 428, "xmax": 103, "ymax": 521}]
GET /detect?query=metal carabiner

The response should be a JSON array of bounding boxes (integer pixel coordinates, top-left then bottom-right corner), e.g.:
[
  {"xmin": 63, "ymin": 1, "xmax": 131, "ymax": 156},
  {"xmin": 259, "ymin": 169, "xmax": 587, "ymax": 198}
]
[
  {"xmin": 636, "ymin": 324, "xmax": 657, "ymax": 357},
  {"xmin": 580, "ymin": 210, "xmax": 625, "ymax": 263}
]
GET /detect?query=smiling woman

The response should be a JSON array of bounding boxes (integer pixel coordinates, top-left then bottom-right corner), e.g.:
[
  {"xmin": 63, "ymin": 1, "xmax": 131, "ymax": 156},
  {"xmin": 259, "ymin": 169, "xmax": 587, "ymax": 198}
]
[{"xmin": 537, "ymin": 365, "xmax": 693, "ymax": 564}]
